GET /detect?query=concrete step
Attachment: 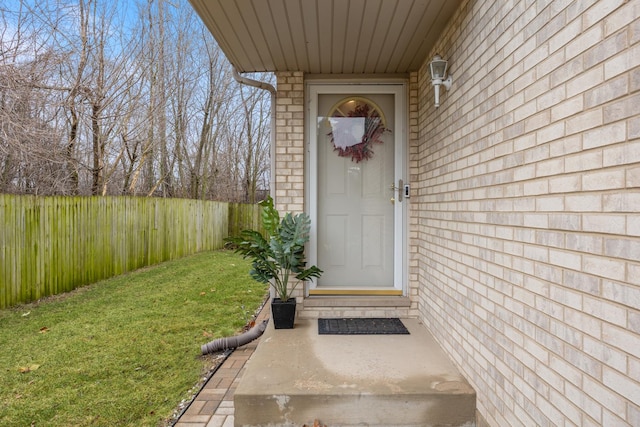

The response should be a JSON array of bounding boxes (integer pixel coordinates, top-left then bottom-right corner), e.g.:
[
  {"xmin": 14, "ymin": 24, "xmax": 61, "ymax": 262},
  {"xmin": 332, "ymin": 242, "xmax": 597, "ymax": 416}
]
[{"xmin": 234, "ymin": 318, "xmax": 476, "ymax": 427}]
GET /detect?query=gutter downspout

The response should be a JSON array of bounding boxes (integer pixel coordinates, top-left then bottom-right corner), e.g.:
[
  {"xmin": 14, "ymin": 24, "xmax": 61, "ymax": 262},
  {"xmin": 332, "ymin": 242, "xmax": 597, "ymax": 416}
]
[
  {"xmin": 232, "ymin": 68, "xmax": 277, "ymax": 199},
  {"xmin": 201, "ymin": 320, "xmax": 268, "ymax": 354}
]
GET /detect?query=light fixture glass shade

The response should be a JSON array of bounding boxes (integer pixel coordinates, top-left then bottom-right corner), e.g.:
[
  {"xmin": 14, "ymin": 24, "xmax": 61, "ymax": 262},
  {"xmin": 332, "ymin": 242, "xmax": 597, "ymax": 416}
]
[{"xmin": 429, "ymin": 55, "xmax": 448, "ymax": 80}]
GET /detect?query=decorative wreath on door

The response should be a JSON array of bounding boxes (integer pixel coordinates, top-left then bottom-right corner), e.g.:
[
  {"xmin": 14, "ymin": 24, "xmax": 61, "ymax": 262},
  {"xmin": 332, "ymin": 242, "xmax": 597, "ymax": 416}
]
[{"xmin": 327, "ymin": 97, "xmax": 390, "ymax": 163}]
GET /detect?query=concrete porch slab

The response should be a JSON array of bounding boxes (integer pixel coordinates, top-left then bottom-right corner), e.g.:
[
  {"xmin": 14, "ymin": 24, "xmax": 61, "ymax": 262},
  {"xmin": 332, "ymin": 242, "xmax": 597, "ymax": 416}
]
[{"xmin": 234, "ymin": 318, "xmax": 476, "ymax": 427}]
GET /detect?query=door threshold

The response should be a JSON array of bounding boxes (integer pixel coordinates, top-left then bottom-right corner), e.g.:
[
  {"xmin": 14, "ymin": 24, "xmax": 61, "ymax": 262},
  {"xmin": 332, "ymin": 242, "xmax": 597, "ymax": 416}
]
[
  {"xmin": 303, "ymin": 294, "xmax": 411, "ymax": 308},
  {"xmin": 309, "ymin": 288, "xmax": 403, "ymax": 296}
]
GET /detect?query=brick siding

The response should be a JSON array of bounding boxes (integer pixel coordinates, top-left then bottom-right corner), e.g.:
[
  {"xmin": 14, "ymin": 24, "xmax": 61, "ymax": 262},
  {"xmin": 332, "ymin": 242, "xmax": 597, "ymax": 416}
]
[
  {"xmin": 273, "ymin": 71, "xmax": 306, "ymax": 302},
  {"xmin": 414, "ymin": 0, "xmax": 640, "ymax": 425},
  {"xmin": 275, "ymin": 71, "xmax": 305, "ymax": 215}
]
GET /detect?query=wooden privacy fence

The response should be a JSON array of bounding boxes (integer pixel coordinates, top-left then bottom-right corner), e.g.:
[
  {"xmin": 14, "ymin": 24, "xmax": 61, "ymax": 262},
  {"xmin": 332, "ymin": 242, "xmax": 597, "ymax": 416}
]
[
  {"xmin": 228, "ymin": 202, "xmax": 264, "ymax": 237},
  {"xmin": 0, "ymin": 195, "xmax": 263, "ymax": 309}
]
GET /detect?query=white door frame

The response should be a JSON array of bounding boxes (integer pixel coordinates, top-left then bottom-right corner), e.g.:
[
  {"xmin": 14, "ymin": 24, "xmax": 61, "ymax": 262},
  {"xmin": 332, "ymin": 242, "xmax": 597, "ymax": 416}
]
[{"xmin": 306, "ymin": 83, "xmax": 407, "ymax": 295}]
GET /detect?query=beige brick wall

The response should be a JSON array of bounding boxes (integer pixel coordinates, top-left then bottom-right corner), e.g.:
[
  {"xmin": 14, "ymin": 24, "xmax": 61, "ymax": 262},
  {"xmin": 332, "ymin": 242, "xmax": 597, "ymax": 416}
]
[
  {"xmin": 275, "ymin": 71, "xmax": 305, "ymax": 215},
  {"xmin": 414, "ymin": 0, "xmax": 640, "ymax": 425},
  {"xmin": 273, "ymin": 71, "xmax": 306, "ymax": 302}
]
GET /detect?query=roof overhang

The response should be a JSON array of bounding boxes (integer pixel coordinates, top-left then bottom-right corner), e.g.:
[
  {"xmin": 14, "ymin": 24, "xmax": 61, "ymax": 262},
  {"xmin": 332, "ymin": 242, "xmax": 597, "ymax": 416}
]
[{"xmin": 188, "ymin": 0, "xmax": 462, "ymax": 75}]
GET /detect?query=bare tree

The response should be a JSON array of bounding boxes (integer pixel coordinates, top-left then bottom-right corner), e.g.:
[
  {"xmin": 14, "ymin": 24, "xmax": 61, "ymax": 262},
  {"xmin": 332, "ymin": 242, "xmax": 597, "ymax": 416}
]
[
  {"xmin": 0, "ymin": 0, "xmax": 273, "ymax": 200},
  {"xmin": 0, "ymin": 2, "xmax": 69, "ymax": 194},
  {"xmin": 186, "ymin": 28, "xmax": 235, "ymax": 200},
  {"xmin": 237, "ymin": 79, "xmax": 271, "ymax": 203}
]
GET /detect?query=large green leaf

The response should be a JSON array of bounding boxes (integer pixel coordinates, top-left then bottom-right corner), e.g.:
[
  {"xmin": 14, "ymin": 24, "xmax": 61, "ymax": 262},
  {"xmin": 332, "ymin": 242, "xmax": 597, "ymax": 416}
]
[
  {"xmin": 259, "ymin": 196, "xmax": 280, "ymax": 238},
  {"xmin": 225, "ymin": 230, "xmax": 277, "ymax": 283},
  {"xmin": 279, "ymin": 212, "xmax": 311, "ymax": 247},
  {"xmin": 296, "ymin": 265, "xmax": 323, "ymax": 281}
]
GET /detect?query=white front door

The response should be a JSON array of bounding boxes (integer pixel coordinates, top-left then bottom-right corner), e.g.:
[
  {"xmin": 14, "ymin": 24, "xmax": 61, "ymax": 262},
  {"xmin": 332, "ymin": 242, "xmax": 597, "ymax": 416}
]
[{"xmin": 308, "ymin": 84, "xmax": 406, "ymax": 295}]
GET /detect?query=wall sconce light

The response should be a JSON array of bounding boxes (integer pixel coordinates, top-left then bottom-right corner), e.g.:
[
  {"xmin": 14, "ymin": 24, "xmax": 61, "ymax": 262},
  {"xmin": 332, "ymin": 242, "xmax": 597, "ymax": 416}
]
[{"xmin": 429, "ymin": 55, "xmax": 452, "ymax": 108}]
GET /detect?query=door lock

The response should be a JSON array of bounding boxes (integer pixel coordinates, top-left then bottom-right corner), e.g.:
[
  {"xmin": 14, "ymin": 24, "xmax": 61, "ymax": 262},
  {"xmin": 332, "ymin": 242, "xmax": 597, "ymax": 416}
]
[{"xmin": 389, "ymin": 179, "xmax": 405, "ymax": 203}]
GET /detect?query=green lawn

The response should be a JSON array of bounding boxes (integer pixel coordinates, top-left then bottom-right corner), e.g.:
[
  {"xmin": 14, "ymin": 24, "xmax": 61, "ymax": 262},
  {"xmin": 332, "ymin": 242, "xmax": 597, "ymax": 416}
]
[{"xmin": 0, "ymin": 250, "xmax": 268, "ymax": 426}]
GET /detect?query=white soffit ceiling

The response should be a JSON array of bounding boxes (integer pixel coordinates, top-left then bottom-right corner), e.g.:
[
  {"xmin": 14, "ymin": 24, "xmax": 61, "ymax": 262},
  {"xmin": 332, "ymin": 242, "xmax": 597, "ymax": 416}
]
[{"xmin": 189, "ymin": 0, "xmax": 462, "ymax": 74}]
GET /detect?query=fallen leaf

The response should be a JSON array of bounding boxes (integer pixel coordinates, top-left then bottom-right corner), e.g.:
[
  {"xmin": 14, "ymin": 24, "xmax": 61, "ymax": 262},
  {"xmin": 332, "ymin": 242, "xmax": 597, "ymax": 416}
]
[
  {"xmin": 39, "ymin": 327, "xmax": 49, "ymax": 333},
  {"xmin": 202, "ymin": 331, "xmax": 213, "ymax": 338},
  {"xmin": 18, "ymin": 364, "xmax": 40, "ymax": 373},
  {"xmin": 199, "ymin": 292, "xmax": 206, "ymax": 296}
]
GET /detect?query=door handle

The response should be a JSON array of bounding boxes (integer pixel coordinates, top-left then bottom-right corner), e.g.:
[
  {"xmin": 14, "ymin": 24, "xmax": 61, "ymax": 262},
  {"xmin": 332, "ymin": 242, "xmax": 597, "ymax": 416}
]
[{"xmin": 389, "ymin": 179, "xmax": 403, "ymax": 203}]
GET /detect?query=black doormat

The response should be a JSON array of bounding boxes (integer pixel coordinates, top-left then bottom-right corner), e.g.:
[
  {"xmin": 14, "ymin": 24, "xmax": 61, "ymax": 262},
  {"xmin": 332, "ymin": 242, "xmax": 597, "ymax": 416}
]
[{"xmin": 318, "ymin": 318, "xmax": 410, "ymax": 335}]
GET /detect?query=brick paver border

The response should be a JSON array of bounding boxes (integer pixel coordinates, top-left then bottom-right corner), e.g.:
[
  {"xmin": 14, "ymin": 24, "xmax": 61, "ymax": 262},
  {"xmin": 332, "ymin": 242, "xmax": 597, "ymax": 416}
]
[{"xmin": 174, "ymin": 303, "xmax": 270, "ymax": 427}]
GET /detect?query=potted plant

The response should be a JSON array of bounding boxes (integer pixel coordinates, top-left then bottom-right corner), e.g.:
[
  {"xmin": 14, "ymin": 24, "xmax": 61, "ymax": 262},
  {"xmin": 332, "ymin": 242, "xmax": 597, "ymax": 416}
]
[{"xmin": 225, "ymin": 196, "xmax": 322, "ymax": 329}]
